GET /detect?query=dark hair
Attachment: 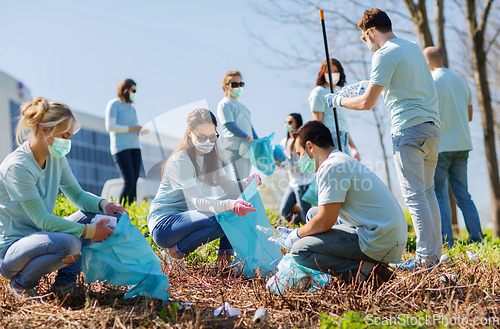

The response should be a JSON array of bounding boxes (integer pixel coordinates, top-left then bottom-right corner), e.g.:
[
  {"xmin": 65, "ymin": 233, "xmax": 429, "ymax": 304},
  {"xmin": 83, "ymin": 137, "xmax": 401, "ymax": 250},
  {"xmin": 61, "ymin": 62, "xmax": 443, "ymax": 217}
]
[
  {"xmin": 316, "ymin": 59, "xmax": 346, "ymax": 87},
  {"xmin": 286, "ymin": 113, "xmax": 303, "ymax": 141},
  {"xmin": 117, "ymin": 78, "xmax": 136, "ymax": 104},
  {"xmin": 358, "ymin": 8, "xmax": 392, "ymax": 33},
  {"xmin": 161, "ymin": 108, "xmax": 222, "ymax": 186},
  {"xmin": 292, "ymin": 121, "xmax": 334, "ymax": 150}
]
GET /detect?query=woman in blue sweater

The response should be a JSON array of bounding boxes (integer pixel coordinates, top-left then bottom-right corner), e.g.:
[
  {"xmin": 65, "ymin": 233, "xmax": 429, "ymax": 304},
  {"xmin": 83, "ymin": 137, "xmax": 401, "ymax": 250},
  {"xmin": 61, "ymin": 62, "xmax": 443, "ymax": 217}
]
[{"xmin": 105, "ymin": 79, "xmax": 146, "ymax": 205}]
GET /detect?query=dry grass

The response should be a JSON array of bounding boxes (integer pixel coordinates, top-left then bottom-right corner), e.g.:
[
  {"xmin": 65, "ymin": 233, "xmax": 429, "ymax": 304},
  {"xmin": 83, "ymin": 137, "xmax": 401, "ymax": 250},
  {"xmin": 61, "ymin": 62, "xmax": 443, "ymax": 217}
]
[{"xmin": 1, "ymin": 246, "xmax": 499, "ymax": 328}]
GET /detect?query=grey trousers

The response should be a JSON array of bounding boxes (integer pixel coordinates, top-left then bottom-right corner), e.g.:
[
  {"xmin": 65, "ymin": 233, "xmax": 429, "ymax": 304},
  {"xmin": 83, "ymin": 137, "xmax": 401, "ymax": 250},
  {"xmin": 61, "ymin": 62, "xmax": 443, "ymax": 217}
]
[{"xmin": 290, "ymin": 207, "xmax": 379, "ymax": 283}]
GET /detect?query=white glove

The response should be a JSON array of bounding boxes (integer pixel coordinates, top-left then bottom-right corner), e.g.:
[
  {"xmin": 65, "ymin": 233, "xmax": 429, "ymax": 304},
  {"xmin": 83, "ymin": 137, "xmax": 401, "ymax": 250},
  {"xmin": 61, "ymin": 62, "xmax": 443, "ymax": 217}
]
[
  {"xmin": 325, "ymin": 93, "xmax": 343, "ymax": 108},
  {"xmin": 268, "ymin": 228, "xmax": 300, "ymax": 250}
]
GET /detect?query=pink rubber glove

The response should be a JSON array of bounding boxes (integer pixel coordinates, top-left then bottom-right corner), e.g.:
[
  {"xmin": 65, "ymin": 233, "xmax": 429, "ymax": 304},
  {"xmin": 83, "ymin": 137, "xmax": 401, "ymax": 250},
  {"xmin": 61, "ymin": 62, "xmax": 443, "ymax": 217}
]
[
  {"xmin": 93, "ymin": 218, "xmax": 114, "ymax": 242},
  {"xmin": 232, "ymin": 200, "xmax": 256, "ymax": 217},
  {"xmin": 244, "ymin": 173, "xmax": 262, "ymax": 187},
  {"xmin": 102, "ymin": 201, "xmax": 128, "ymax": 216}
]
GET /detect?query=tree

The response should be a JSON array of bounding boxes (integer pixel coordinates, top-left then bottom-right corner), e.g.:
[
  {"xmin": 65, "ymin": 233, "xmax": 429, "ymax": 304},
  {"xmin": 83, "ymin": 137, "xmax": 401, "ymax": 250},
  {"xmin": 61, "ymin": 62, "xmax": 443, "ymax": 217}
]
[{"xmin": 464, "ymin": 0, "xmax": 500, "ymax": 236}]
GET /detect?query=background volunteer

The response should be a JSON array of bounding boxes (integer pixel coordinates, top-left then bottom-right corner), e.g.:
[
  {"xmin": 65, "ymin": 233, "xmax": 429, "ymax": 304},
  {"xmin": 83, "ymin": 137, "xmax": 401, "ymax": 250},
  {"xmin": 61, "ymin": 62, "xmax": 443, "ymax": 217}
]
[
  {"xmin": 105, "ymin": 78, "xmax": 148, "ymax": 205},
  {"xmin": 309, "ymin": 58, "xmax": 360, "ymax": 160},
  {"xmin": 423, "ymin": 46, "xmax": 484, "ymax": 248},
  {"xmin": 217, "ymin": 71, "xmax": 259, "ymax": 182}
]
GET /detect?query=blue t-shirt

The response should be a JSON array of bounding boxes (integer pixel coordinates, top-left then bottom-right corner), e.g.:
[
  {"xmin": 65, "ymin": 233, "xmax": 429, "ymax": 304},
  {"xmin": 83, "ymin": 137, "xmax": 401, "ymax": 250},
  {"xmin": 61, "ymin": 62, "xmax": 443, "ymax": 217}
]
[
  {"xmin": 317, "ymin": 150, "xmax": 407, "ymax": 263},
  {"xmin": 105, "ymin": 99, "xmax": 140, "ymax": 155},
  {"xmin": 0, "ymin": 142, "xmax": 79, "ymax": 255},
  {"xmin": 370, "ymin": 38, "xmax": 440, "ymax": 135},
  {"xmin": 217, "ymin": 97, "xmax": 253, "ymax": 151},
  {"xmin": 432, "ymin": 67, "xmax": 473, "ymax": 152},
  {"xmin": 309, "ymin": 85, "xmax": 350, "ymax": 134}
]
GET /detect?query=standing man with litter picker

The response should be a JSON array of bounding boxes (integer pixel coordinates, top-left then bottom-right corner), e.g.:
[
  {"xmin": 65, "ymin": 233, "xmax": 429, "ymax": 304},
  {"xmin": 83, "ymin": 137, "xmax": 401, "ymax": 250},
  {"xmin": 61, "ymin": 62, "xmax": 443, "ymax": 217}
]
[{"xmin": 325, "ymin": 8, "xmax": 441, "ymax": 270}]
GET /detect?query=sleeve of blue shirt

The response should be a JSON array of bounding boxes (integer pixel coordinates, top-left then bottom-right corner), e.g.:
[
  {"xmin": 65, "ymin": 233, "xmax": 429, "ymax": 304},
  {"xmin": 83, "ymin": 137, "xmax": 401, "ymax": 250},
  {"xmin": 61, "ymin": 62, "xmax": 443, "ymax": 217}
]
[
  {"xmin": 224, "ymin": 122, "xmax": 249, "ymax": 139},
  {"xmin": 370, "ymin": 52, "xmax": 396, "ymax": 87},
  {"xmin": 252, "ymin": 127, "xmax": 258, "ymax": 140}
]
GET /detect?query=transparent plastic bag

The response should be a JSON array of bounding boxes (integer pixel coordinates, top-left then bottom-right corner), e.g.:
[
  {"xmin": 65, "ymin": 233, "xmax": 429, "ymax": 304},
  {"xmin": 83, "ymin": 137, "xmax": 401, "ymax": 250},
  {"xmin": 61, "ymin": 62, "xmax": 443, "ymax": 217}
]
[{"xmin": 266, "ymin": 253, "xmax": 331, "ymax": 294}]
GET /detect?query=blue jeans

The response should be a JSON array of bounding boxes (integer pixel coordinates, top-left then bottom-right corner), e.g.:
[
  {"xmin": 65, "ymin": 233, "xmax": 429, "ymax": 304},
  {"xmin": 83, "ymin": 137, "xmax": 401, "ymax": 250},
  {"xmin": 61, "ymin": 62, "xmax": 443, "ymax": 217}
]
[
  {"xmin": 279, "ymin": 184, "xmax": 311, "ymax": 224},
  {"xmin": 434, "ymin": 151, "xmax": 483, "ymax": 247},
  {"xmin": 0, "ymin": 211, "xmax": 95, "ymax": 290},
  {"xmin": 291, "ymin": 207, "xmax": 379, "ymax": 283},
  {"xmin": 223, "ymin": 149, "xmax": 251, "ymax": 183},
  {"xmin": 393, "ymin": 122, "xmax": 441, "ymax": 264},
  {"xmin": 151, "ymin": 210, "xmax": 234, "ymax": 258},
  {"xmin": 113, "ymin": 148, "xmax": 142, "ymax": 205}
]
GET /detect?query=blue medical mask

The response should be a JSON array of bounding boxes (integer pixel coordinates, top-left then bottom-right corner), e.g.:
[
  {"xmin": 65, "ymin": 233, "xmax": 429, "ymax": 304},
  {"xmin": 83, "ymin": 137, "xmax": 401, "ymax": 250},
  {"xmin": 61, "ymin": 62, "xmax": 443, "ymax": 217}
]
[
  {"xmin": 284, "ymin": 124, "xmax": 293, "ymax": 132},
  {"xmin": 231, "ymin": 87, "xmax": 243, "ymax": 98},
  {"xmin": 297, "ymin": 151, "xmax": 316, "ymax": 174},
  {"xmin": 130, "ymin": 93, "xmax": 137, "ymax": 101},
  {"xmin": 49, "ymin": 137, "xmax": 71, "ymax": 158}
]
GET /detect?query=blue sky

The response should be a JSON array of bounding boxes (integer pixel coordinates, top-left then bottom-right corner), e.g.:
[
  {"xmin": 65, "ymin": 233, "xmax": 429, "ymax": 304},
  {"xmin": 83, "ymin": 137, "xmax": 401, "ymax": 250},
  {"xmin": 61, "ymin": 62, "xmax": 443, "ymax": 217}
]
[{"xmin": 0, "ymin": 0, "xmax": 492, "ymax": 227}]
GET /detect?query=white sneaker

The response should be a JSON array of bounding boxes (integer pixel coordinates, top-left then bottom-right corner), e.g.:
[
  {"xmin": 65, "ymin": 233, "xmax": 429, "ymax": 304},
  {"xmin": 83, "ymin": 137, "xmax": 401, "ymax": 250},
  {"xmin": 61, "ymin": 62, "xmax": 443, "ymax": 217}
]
[{"xmin": 161, "ymin": 250, "xmax": 186, "ymax": 269}]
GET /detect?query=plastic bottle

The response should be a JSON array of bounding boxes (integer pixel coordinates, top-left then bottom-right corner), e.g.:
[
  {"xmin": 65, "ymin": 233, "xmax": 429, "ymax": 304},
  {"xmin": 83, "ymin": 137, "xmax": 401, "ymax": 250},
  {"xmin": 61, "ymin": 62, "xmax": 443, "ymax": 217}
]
[
  {"xmin": 255, "ymin": 225, "xmax": 288, "ymax": 239},
  {"xmin": 338, "ymin": 80, "xmax": 370, "ymax": 98},
  {"xmin": 253, "ymin": 308, "xmax": 269, "ymax": 324}
]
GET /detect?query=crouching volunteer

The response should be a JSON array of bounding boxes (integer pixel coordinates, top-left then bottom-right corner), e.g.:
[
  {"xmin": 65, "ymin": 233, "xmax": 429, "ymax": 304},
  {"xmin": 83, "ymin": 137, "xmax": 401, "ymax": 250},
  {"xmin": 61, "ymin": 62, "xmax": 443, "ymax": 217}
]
[
  {"xmin": 0, "ymin": 97, "xmax": 127, "ymax": 299},
  {"xmin": 147, "ymin": 108, "xmax": 261, "ymax": 269},
  {"xmin": 274, "ymin": 121, "xmax": 407, "ymax": 285}
]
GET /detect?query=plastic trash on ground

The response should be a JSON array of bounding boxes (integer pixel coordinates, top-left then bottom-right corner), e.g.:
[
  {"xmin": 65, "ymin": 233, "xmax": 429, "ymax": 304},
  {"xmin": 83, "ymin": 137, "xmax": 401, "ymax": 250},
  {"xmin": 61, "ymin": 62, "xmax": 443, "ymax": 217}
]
[
  {"xmin": 440, "ymin": 273, "xmax": 457, "ymax": 283},
  {"xmin": 466, "ymin": 250, "xmax": 480, "ymax": 262},
  {"xmin": 216, "ymin": 181, "xmax": 282, "ymax": 278},
  {"xmin": 214, "ymin": 302, "xmax": 241, "ymax": 317},
  {"xmin": 81, "ymin": 213, "xmax": 170, "ymax": 303},
  {"xmin": 266, "ymin": 253, "xmax": 331, "ymax": 295}
]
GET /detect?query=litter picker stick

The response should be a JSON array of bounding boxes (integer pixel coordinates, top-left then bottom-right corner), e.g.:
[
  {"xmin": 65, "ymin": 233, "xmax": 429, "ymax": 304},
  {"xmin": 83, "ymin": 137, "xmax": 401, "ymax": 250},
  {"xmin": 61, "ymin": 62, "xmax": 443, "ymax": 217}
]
[{"xmin": 319, "ymin": 9, "xmax": 342, "ymax": 152}]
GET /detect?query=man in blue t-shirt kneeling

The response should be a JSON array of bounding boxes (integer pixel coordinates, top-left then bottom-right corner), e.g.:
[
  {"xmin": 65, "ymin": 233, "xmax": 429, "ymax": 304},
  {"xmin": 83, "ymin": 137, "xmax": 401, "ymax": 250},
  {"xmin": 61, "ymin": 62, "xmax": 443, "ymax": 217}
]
[{"xmin": 274, "ymin": 121, "xmax": 407, "ymax": 286}]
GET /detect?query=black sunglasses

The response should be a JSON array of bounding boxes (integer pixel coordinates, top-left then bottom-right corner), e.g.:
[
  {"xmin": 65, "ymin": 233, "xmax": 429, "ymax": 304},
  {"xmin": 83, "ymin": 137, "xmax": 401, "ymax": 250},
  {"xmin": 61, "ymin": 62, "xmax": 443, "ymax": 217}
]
[
  {"xmin": 286, "ymin": 120, "xmax": 294, "ymax": 124},
  {"xmin": 227, "ymin": 82, "xmax": 245, "ymax": 88},
  {"xmin": 192, "ymin": 131, "xmax": 219, "ymax": 143}
]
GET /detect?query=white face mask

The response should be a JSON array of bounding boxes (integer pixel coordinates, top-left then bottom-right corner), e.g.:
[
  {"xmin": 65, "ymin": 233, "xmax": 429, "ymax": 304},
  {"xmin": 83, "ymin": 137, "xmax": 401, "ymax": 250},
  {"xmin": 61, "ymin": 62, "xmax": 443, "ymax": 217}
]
[
  {"xmin": 195, "ymin": 140, "xmax": 215, "ymax": 154},
  {"xmin": 324, "ymin": 72, "xmax": 340, "ymax": 85},
  {"xmin": 366, "ymin": 36, "xmax": 378, "ymax": 52}
]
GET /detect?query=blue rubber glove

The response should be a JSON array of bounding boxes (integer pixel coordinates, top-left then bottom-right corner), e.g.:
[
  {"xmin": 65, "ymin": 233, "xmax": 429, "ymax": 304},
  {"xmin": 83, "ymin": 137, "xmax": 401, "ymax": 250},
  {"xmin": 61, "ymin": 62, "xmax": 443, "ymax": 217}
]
[
  {"xmin": 268, "ymin": 228, "xmax": 301, "ymax": 250},
  {"xmin": 324, "ymin": 93, "xmax": 343, "ymax": 108}
]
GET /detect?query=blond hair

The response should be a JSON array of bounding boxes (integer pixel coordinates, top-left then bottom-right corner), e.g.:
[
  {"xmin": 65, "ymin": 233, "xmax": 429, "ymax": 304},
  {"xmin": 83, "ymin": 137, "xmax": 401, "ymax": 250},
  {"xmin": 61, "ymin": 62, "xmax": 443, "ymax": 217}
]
[
  {"xmin": 221, "ymin": 71, "xmax": 242, "ymax": 97},
  {"xmin": 15, "ymin": 97, "xmax": 77, "ymax": 145}
]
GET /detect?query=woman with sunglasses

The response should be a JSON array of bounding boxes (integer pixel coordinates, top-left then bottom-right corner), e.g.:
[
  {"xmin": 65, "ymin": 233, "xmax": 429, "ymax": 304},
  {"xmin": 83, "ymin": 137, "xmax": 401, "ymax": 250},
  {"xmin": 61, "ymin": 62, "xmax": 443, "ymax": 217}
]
[
  {"xmin": 309, "ymin": 59, "xmax": 361, "ymax": 161},
  {"xmin": 147, "ymin": 108, "xmax": 262, "ymax": 268},
  {"xmin": 0, "ymin": 97, "xmax": 126, "ymax": 299},
  {"xmin": 278, "ymin": 113, "xmax": 315, "ymax": 225},
  {"xmin": 105, "ymin": 78, "xmax": 147, "ymax": 206},
  {"xmin": 217, "ymin": 71, "xmax": 259, "ymax": 182}
]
